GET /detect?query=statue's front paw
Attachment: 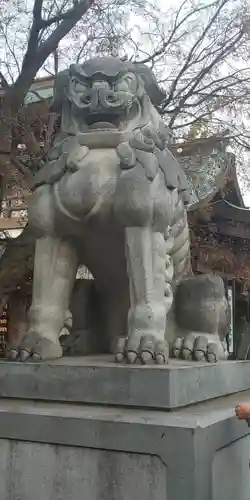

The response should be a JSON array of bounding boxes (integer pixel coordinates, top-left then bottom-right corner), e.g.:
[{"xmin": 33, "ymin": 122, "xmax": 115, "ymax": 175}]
[
  {"xmin": 114, "ymin": 334, "xmax": 169, "ymax": 365},
  {"xmin": 171, "ymin": 333, "xmax": 227, "ymax": 363},
  {"xmin": 6, "ymin": 332, "xmax": 62, "ymax": 362}
]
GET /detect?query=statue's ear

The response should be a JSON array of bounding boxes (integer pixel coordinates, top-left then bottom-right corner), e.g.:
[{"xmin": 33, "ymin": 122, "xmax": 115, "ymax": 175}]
[
  {"xmin": 50, "ymin": 69, "xmax": 69, "ymax": 114},
  {"xmin": 133, "ymin": 63, "xmax": 165, "ymax": 106}
]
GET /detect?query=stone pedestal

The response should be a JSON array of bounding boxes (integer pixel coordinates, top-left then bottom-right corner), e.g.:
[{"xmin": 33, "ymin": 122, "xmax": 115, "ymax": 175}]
[{"xmin": 0, "ymin": 357, "xmax": 250, "ymax": 500}]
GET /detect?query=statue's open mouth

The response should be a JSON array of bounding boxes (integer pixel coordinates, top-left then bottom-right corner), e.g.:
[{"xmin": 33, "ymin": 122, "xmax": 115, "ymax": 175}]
[
  {"xmin": 85, "ymin": 113, "xmax": 119, "ymax": 130},
  {"xmin": 83, "ymin": 102, "xmax": 139, "ymax": 132}
]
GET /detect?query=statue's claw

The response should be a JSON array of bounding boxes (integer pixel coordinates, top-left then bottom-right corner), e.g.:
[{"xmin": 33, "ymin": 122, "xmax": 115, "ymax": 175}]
[
  {"xmin": 155, "ymin": 341, "xmax": 169, "ymax": 365},
  {"xmin": 6, "ymin": 348, "xmax": 19, "ymax": 360},
  {"xmin": 6, "ymin": 333, "xmax": 62, "ymax": 362},
  {"xmin": 171, "ymin": 334, "xmax": 227, "ymax": 363},
  {"xmin": 127, "ymin": 351, "xmax": 138, "ymax": 364},
  {"xmin": 114, "ymin": 337, "xmax": 127, "ymax": 363},
  {"xmin": 114, "ymin": 334, "xmax": 169, "ymax": 365},
  {"xmin": 32, "ymin": 352, "xmax": 42, "ymax": 361},
  {"xmin": 19, "ymin": 349, "xmax": 31, "ymax": 362},
  {"xmin": 140, "ymin": 335, "xmax": 156, "ymax": 365}
]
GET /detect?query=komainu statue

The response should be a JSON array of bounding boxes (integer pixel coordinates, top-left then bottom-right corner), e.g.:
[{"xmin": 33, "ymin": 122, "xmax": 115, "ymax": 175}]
[{"xmin": 7, "ymin": 57, "xmax": 230, "ymax": 363}]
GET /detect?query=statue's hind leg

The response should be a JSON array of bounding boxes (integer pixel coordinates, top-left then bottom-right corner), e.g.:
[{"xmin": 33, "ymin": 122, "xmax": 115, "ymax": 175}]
[
  {"xmin": 7, "ymin": 236, "xmax": 78, "ymax": 361},
  {"xmin": 172, "ymin": 275, "xmax": 229, "ymax": 362}
]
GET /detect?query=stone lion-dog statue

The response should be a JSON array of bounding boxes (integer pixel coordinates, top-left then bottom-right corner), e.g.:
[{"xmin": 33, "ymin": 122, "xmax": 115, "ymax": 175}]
[{"xmin": 7, "ymin": 56, "xmax": 230, "ymax": 364}]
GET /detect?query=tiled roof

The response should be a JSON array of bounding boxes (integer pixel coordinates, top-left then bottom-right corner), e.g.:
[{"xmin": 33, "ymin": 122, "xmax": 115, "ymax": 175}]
[
  {"xmin": 0, "ymin": 75, "xmax": 54, "ymax": 105},
  {"xmin": 24, "ymin": 87, "xmax": 54, "ymax": 105}
]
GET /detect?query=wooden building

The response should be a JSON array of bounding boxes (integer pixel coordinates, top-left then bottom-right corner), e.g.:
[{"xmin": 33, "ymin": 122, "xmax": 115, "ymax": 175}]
[
  {"xmin": 173, "ymin": 136, "xmax": 250, "ymax": 358},
  {"xmin": 0, "ymin": 76, "xmax": 54, "ymax": 352}
]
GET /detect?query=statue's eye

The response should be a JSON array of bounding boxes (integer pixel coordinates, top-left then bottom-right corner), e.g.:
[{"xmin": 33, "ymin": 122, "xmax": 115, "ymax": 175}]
[
  {"xmin": 115, "ymin": 79, "xmax": 129, "ymax": 92},
  {"xmin": 115, "ymin": 73, "xmax": 137, "ymax": 93},
  {"xmin": 71, "ymin": 79, "xmax": 88, "ymax": 93}
]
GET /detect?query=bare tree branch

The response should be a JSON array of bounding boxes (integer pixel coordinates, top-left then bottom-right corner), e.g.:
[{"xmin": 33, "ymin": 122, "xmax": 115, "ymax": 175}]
[
  {"xmin": 138, "ymin": 0, "xmax": 219, "ymax": 65},
  {"xmin": 163, "ymin": 0, "xmax": 232, "ymax": 109},
  {"xmin": 0, "ymin": 72, "xmax": 9, "ymax": 89},
  {"xmin": 5, "ymin": 0, "xmax": 95, "ymax": 114}
]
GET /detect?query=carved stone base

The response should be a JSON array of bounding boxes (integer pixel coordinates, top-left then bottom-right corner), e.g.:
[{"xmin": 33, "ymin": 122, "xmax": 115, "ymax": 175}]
[
  {"xmin": 0, "ymin": 358, "xmax": 249, "ymax": 499},
  {"xmin": 1, "ymin": 356, "xmax": 250, "ymax": 408}
]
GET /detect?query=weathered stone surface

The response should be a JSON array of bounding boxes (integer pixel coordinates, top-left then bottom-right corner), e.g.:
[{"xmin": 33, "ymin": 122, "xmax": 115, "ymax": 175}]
[
  {"xmin": 0, "ymin": 439, "xmax": 167, "ymax": 500},
  {"xmin": 213, "ymin": 432, "xmax": 250, "ymax": 500},
  {"xmin": 1, "ymin": 358, "xmax": 250, "ymax": 409},
  {"xmin": 175, "ymin": 274, "xmax": 230, "ymax": 334},
  {"xmin": 7, "ymin": 56, "xmax": 229, "ymax": 364},
  {"xmin": 0, "ymin": 386, "xmax": 249, "ymax": 500}
]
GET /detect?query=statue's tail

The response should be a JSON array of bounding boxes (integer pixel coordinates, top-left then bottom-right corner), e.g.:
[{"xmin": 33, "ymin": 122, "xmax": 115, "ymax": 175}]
[{"xmin": 170, "ymin": 195, "xmax": 192, "ymax": 285}]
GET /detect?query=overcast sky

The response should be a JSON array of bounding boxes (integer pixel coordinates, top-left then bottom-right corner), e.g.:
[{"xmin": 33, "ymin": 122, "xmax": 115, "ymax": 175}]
[{"xmin": 244, "ymin": 193, "xmax": 250, "ymax": 207}]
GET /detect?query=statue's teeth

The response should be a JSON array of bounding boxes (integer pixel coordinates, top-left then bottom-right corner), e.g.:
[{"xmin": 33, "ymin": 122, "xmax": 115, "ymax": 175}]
[{"xmin": 88, "ymin": 122, "xmax": 117, "ymax": 130}]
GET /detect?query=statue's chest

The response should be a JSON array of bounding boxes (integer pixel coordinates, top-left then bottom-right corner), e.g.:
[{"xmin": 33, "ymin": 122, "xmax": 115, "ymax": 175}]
[
  {"xmin": 67, "ymin": 147, "xmax": 120, "ymax": 177},
  {"xmin": 63, "ymin": 146, "xmax": 121, "ymax": 195},
  {"xmin": 56, "ymin": 147, "xmax": 121, "ymax": 220}
]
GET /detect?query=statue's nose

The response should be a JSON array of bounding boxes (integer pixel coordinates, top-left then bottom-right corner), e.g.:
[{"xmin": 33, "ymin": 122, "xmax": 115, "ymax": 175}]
[
  {"xmin": 92, "ymin": 81, "xmax": 119, "ymax": 107},
  {"xmin": 80, "ymin": 82, "xmax": 110, "ymax": 107},
  {"xmin": 99, "ymin": 88, "xmax": 120, "ymax": 108},
  {"xmin": 92, "ymin": 81, "xmax": 110, "ymax": 90}
]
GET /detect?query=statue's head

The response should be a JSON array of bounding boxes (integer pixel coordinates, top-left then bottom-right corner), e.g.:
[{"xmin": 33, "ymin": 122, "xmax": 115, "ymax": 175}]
[{"xmin": 52, "ymin": 56, "xmax": 166, "ymax": 143}]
